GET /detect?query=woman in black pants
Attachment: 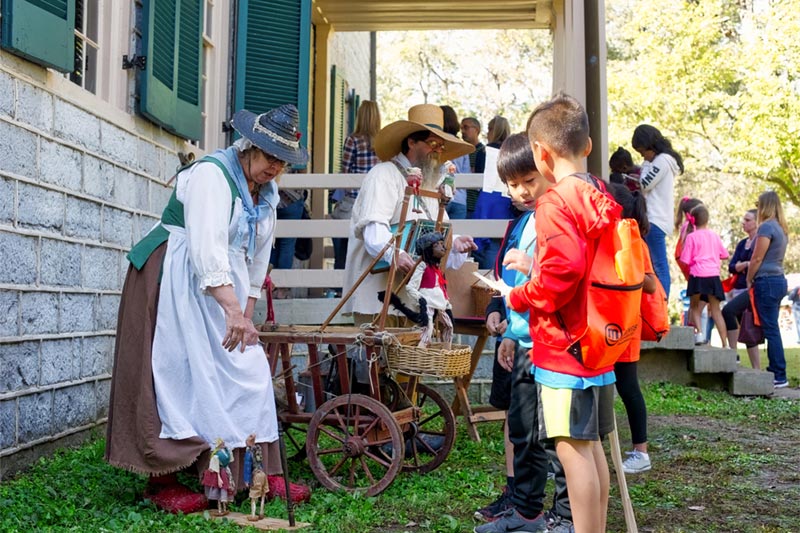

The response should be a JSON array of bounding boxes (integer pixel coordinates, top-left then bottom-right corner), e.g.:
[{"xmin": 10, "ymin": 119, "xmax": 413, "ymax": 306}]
[{"xmin": 722, "ymin": 209, "xmax": 760, "ymax": 368}]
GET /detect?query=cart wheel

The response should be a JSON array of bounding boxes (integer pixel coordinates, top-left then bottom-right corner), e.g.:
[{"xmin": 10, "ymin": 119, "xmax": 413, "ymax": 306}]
[
  {"xmin": 306, "ymin": 394, "xmax": 404, "ymax": 496},
  {"xmin": 281, "ymin": 421, "xmax": 308, "ymax": 461},
  {"xmin": 400, "ymin": 383, "xmax": 456, "ymax": 473}
]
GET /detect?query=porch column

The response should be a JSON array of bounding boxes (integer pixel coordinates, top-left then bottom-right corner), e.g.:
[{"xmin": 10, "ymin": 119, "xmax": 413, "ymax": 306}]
[{"xmin": 550, "ymin": 0, "xmax": 608, "ymax": 179}]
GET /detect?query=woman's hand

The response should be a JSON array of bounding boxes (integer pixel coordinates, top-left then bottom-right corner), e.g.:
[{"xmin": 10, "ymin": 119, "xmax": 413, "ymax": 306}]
[
  {"xmin": 208, "ymin": 285, "xmax": 259, "ymax": 352},
  {"xmin": 497, "ymin": 338, "xmax": 516, "ymax": 372},
  {"xmin": 502, "ymin": 248, "xmax": 533, "ymax": 276},
  {"xmin": 222, "ymin": 311, "xmax": 260, "ymax": 352}
]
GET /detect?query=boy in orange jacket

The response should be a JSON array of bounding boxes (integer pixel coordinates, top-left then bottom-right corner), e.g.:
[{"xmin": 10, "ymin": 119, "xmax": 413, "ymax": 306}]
[{"xmin": 500, "ymin": 94, "xmax": 620, "ymax": 533}]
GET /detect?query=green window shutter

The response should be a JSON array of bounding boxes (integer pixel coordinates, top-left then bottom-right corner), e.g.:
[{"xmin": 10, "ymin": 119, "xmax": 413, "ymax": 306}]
[
  {"xmin": 234, "ymin": 0, "xmax": 311, "ymax": 156},
  {"xmin": 328, "ymin": 66, "xmax": 347, "ymax": 173},
  {"xmin": 1, "ymin": 0, "xmax": 75, "ymax": 72},
  {"xmin": 139, "ymin": 0, "xmax": 203, "ymax": 141}
]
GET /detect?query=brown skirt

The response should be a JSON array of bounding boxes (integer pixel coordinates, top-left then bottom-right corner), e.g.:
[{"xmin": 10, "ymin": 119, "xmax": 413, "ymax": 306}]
[{"xmin": 104, "ymin": 243, "xmax": 282, "ymax": 488}]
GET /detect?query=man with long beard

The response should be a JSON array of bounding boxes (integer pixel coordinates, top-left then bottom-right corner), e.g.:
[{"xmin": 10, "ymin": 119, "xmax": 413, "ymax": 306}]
[{"xmin": 341, "ymin": 104, "xmax": 478, "ymax": 326}]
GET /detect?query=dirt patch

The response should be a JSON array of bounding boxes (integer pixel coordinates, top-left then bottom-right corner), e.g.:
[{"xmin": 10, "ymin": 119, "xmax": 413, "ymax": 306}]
[{"xmin": 609, "ymin": 414, "xmax": 800, "ymax": 532}]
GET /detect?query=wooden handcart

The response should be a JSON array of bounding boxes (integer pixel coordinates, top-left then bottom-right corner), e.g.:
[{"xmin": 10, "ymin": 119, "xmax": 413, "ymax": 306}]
[{"xmin": 259, "ymin": 187, "xmax": 469, "ymax": 496}]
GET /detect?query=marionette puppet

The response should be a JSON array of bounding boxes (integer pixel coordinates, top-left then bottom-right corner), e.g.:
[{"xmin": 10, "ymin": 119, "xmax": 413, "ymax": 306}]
[
  {"xmin": 200, "ymin": 438, "xmax": 235, "ymax": 516},
  {"xmin": 243, "ymin": 433, "xmax": 269, "ymax": 521},
  {"xmin": 404, "ymin": 232, "xmax": 453, "ymax": 348}
]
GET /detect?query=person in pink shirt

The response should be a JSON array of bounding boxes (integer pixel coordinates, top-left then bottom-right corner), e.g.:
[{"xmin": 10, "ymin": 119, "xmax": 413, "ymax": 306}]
[{"xmin": 679, "ymin": 204, "xmax": 730, "ymax": 346}]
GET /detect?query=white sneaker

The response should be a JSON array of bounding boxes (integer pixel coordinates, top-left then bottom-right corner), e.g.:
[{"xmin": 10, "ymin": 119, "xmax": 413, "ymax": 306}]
[
  {"xmin": 694, "ymin": 332, "xmax": 706, "ymax": 345},
  {"xmin": 622, "ymin": 450, "xmax": 651, "ymax": 474}
]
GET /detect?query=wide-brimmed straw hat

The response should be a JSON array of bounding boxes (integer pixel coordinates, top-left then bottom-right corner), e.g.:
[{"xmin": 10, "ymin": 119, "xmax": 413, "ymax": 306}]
[
  {"xmin": 374, "ymin": 104, "xmax": 474, "ymax": 162},
  {"xmin": 231, "ymin": 105, "xmax": 309, "ymax": 166}
]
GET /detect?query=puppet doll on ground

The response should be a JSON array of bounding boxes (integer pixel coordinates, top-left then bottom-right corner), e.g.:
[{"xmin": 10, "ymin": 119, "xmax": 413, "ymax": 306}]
[
  {"xmin": 244, "ymin": 433, "xmax": 268, "ymax": 521},
  {"xmin": 405, "ymin": 232, "xmax": 454, "ymax": 348},
  {"xmin": 201, "ymin": 438, "xmax": 235, "ymax": 516}
]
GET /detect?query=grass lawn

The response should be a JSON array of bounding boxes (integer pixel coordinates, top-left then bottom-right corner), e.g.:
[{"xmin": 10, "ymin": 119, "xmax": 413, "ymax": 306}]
[{"xmin": 1, "ymin": 381, "xmax": 798, "ymax": 532}]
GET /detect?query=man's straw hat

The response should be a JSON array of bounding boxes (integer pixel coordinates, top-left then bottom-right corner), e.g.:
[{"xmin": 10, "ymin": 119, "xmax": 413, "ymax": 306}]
[{"xmin": 374, "ymin": 104, "xmax": 474, "ymax": 162}]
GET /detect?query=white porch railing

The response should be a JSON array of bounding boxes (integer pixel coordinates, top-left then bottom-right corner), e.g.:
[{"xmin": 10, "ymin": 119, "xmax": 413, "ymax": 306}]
[{"xmin": 270, "ymin": 173, "xmax": 508, "ymax": 290}]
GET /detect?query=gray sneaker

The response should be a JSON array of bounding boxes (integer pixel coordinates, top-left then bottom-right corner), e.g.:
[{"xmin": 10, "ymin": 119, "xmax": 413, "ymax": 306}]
[
  {"xmin": 473, "ymin": 508, "xmax": 547, "ymax": 533},
  {"xmin": 544, "ymin": 511, "xmax": 574, "ymax": 533},
  {"xmin": 621, "ymin": 450, "xmax": 651, "ymax": 474}
]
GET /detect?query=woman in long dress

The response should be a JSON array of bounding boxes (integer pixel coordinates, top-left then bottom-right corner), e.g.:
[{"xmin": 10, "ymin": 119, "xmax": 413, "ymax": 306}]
[{"xmin": 105, "ymin": 104, "xmax": 310, "ymax": 512}]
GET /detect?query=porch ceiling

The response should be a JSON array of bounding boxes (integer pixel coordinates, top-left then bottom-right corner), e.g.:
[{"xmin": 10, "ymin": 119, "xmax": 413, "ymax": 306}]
[{"xmin": 312, "ymin": 0, "xmax": 553, "ymax": 31}]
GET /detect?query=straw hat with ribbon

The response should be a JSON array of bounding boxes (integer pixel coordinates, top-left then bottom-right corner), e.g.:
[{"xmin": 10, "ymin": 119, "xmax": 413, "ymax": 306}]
[
  {"xmin": 231, "ymin": 105, "xmax": 309, "ymax": 166},
  {"xmin": 374, "ymin": 104, "xmax": 474, "ymax": 162}
]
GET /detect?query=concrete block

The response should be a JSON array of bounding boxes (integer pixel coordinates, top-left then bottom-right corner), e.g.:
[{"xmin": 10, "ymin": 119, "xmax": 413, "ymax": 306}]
[
  {"xmin": 82, "ymin": 246, "xmax": 121, "ymax": 290},
  {"xmin": 0, "ymin": 176, "xmax": 14, "ymax": 223},
  {"xmin": 641, "ymin": 325, "xmax": 695, "ymax": 351},
  {"xmin": 134, "ymin": 214, "xmax": 161, "ymax": 241},
  {"xmin": 0, "ymin": 399, "xmax": 16, "ymax": 448},
  {"xmin": 0, "ymin": 120, "xmax": 38, "ymax": 179},
  {"xmin": 729, "ymin": 368, "xmax": 775, "ymax": 396},
  {"xmin": 1, "ymin": 426, "xmax": 97, "ymax": 481},
  {"xmin": 83, "ymin": 155, "xmax": 116, "ymax": 200},
  {"xmin": 17, "ymin": 182, "xmax": 64, "ymax": 233},
  {"xmin": 81, "ymin": 335, "xmax": 113, "ymax": 377},
  {"xmin": 0, "ymin": 290, "xmax": 19, "ymax": 337},
  {"xmin": 53, "ymin": 383, "xmax": 95, "ymax": 433},
  {"xmin": 0, "ymin": 342, "xmax": 38, "ymax": 392},
  {"xmin": 0, "ymin": 70, "xmax": 14, "ymax": 117},
  {"xmin": 690, "ymin": 346, "xmax": 737, "ymax": 374},
  {"xmin": 59, "ymin": 293, "xmax": 95, "ymax": 333},
  {"xmin": 64, "ymin": 196, "xmax": 101, "ymax": 240},
  {"xmin": 137, "ymin": 138, "xmax": 160, "ymax": 176},
  {"xmin": 40, "ymin": 338, "xmax": 81, "ymax": 385},
  {"xmin": 20, "ymin": 291, "xmax": 59, "ymax": 335},
  {"xmin": 40, "ymin": 238, "xmax": 82, "ymax": 286},
  {"xmin": 96, "ymin": 294, "xmax": 120, "ymax": 331},
  {"xmin": 16, "ymin": 82, "xmax": 52, "ymax": 132},
  {"xmin": 150, "ymin": 181, "xmax": 172, "ymax": 214},
  {"xmin": 18, "ymin": 391, "xmax": 53, "ymax": 443},
  {"xmin": 162, "ymin": 152, "xmax": 181, "ymax": 182},
  {"xmin": 53, "ymin": 99, "xmax": 100, "ymax": 151},
  {"xmin": 39, "ymin": 139, "xmax": 82, "ymax": 190},
  {"xmin": 115, "ymin": 169, "xmax": 150, "ymax": 212},
  {"xmin": 101, "ymin": 206, "xmax": 134, "ymax": 247},
  {"xmin": 100, "ymin": 122, "xmax": 137, "ymax": 168},
  {"xmin": 0, "ymin": 232, "xmax": 37, "ymax": 285},
  {"xmin": 95, "ymin": 378, "xmax": 110, "ymax": 418}
]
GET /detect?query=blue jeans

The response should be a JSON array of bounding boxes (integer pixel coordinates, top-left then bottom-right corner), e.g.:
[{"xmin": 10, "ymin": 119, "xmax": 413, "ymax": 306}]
[
  {"xmin": 645, "ymin": 224, "xmax": 670, "ymax": 299},
  {"xmin": 753, "ymin": 275, "xmax": 788, "ymax": 382},
  {"xmin": 270, "ymin": 199, "xmax": 305, "ymax": 269},
  {"xmin": 446, "ymin": 201, "xmax": 467, "ymax": 220}
]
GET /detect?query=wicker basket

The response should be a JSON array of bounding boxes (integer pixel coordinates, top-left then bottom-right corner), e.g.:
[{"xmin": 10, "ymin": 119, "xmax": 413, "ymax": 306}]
[
  {"xmin": 386, "ymin": 343, "xmax": 472, "ymax": 378},
  {"xmin": 471, "ymin": 282, "xmax": 497, "ymax": 317}
]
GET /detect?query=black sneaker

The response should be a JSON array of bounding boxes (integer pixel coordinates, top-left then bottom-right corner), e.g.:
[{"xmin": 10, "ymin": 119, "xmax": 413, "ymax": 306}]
[
  {"xmin": 544, "ymin": 510, "xmax": 574, "ymax": 533},
  {"xmin": 474, "ymin": 486, "xmax": 512, "ymax": 522}
]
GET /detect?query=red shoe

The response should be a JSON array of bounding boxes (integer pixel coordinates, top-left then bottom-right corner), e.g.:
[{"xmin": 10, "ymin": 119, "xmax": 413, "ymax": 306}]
[
  {"xmin": 145, "ymin": 483, "xmax": 207, "ymax": 514},
  {"xmin": 267, "ymin": 474, "xmax": 311, "ymax": 504}
]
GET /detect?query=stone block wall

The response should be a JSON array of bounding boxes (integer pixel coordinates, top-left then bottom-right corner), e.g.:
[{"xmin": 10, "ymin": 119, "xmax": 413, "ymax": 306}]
[
  {"xmin": 0, "ymin": 63, "xmax": 184, "ymax": 480},
  {"xmin": 330, "ymin": 32, "xmax": 372, "ymax": 100}
]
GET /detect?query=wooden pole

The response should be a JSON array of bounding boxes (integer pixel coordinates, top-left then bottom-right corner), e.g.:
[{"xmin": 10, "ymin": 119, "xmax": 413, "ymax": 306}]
[{"xmin": 609, "ymin": 419, "xmax": 638, "ymax": 533}]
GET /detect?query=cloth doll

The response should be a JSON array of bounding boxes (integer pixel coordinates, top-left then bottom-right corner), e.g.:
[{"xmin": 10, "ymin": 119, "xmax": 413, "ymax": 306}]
[
  {"xmin": 200, "ymin": 438, "xmax": 235, "ymax": 516},
  {"xmin": 244, "ymin": 433, "xmax": 268, "ymax": 521}
]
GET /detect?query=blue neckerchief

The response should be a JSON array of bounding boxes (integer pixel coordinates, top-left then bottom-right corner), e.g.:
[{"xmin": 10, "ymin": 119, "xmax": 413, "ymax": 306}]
[{"xmin": 209, "ymin": 147, "xmax": 278, "ymax": 263}]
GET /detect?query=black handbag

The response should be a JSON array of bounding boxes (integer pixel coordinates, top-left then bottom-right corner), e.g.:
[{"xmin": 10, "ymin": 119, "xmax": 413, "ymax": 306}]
[{"xmin": 738, "ymin": 309, "xmax": 764, "ymax": 346}]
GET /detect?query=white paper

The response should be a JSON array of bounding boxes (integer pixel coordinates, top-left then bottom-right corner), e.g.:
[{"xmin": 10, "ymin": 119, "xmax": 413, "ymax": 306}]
[
  {"xmin": 481, "ymin": 146, "xmax": 508, "ymax": 196},
  {"xmin": 472, "ymin": 271, "xmax": 511, "ymax": 296}
]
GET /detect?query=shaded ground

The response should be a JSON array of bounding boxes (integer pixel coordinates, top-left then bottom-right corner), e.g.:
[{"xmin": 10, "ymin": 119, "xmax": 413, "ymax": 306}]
[{"xmin": 608, "ymin": 412, "xmax": 800, "ymax": 532}]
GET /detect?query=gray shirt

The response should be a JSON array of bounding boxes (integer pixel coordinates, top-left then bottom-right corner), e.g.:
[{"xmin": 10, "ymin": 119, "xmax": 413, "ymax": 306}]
[{"xmin": 754, "ymin": 219, "xmax": 787, "ymax": 278}]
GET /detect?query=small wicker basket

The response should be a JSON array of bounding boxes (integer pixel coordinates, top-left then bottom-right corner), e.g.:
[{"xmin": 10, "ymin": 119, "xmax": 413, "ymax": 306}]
[
  {"xmin": 386, "ymin": 343, "xmax": 472, "ymax": 378},
  {"xmin": 471, "ymin": 281, "xmax": 497, "ymax": 318}
]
